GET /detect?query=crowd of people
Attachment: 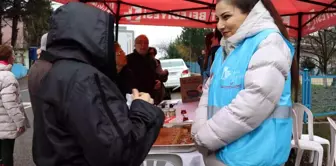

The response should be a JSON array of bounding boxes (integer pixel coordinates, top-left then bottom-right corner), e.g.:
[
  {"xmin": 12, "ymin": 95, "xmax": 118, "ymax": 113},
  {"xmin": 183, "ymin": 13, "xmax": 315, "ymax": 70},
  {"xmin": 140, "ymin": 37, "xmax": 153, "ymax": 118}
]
[{"xmin": 0, "ymin": 0, "xmax": 300, "ymax": 165}]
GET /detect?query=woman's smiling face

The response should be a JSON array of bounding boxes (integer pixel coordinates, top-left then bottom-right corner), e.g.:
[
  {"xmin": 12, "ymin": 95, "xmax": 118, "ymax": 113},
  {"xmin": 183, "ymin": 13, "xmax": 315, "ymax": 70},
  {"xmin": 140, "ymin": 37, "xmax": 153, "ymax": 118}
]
[{"xmin": 215, "ymin": 0, "xmax": 248, "ymax": 39}]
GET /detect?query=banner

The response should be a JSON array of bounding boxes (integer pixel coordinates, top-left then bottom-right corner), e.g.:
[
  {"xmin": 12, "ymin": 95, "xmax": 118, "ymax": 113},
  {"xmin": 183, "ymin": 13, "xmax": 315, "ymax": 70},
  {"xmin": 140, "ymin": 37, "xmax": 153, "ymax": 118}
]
[{"xmin": 54, "ymin": 0, "xmax": 336, "ymax": 37}]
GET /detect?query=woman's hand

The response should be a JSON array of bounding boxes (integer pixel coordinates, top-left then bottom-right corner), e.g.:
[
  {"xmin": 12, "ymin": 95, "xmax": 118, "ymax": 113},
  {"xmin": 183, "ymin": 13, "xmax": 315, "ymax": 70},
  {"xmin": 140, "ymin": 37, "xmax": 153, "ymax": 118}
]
[{"xmin": 17, "ymin": 126, "xmax": 26, "ymax": 134}]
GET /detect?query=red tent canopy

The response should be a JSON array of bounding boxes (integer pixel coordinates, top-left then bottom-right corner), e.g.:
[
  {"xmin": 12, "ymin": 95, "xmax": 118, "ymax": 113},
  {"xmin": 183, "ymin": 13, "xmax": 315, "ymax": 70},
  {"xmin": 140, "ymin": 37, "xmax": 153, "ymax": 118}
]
[
  {"xmin": 54, "ymin": 0, "xmax": 336, "ymax": 38},
  {"xmin": 53, "ymin": 0, "xmax": 336, "ymax": 60}
]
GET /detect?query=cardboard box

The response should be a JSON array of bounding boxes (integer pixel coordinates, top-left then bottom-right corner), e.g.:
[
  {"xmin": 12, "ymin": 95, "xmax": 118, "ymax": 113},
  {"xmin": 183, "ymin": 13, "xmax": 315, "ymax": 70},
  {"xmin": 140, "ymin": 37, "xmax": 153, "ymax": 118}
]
[{"xmin": 180, "ymin": 76, "xmax": 203, "ymax": 103}]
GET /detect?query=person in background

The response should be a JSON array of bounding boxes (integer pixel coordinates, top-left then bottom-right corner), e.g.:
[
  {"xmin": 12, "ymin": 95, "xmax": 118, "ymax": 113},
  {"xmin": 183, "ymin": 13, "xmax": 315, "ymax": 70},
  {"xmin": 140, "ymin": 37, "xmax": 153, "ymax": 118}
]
[
  {"xmin": 203, "ymin": 32, "xmax": 214, "ymax": 76},
  {"xmin": 191, "ymin": 0, "xmax": 299, "ymax": 165},
  {"xmin": 114, "ymin": 42, "xmax": 135, "ymax": 98},
  {"xmin": 36, "ymin": 33, "xmax": 48, "ymax": 59},
  {"xmin": 0, "ymin": 45, "xmax": 29, "ymax": 166},
  {"xmin": 127, "ymin": 35, "xmax": 161, "ymax": 102},
  {"xmin": 197, "ymin": 49, "xmax": 207, "ymax": 94},
  {"xmin": 198, "ymin": 50, "xmax": 206, "ymax": 78},
  {"xmin": 149, "ymin": 47, "xmax": 169, "ymax": 103},
  {"xmin": 203, "ymin": 29, "xmax": 222, "ymax": 83},
  {"xmin": 28, "ymin": 33, "xmax": 54, "ymax": 116},
  {"xmin": 32, "ymin": 3, "xmax": 164, "ymax": 166},
  {"xmin": 149, "ymin": 47, "xmax": 168, "ymax": 80}
]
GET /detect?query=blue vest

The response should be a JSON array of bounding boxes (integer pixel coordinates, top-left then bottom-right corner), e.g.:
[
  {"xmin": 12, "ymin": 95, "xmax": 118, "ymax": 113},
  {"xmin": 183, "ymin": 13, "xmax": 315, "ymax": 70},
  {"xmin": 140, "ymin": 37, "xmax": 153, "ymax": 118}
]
[{"xmin": 208, "ymin": 29, "xmax": 295, "ymax": 166}]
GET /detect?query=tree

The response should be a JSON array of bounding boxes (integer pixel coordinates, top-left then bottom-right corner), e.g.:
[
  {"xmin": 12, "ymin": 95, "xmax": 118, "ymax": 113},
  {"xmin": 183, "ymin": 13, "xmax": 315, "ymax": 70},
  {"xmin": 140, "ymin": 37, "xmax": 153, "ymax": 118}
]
[
  {"xmin": 5, "ymin": 0, "xmax": 26, "ymax": 47},
  {"xmin": 156, "ymin": 42, "xmax": 169, "ymax": 55},
  {"xmin": 167, "ymin": 42, "xmax": 183, "ymax": 59},
  {"xmin": 0, "ymin": 0, "xmax": 11, "ymax": 44},
  {"xmin": 300, "ymin": 57, "xmax": 316, "ymax": 72},
  {"xmin": 301, "ymin": 28, "xmax": 336, "ymax": 87},
  {"xmin": 178, "ymin": 28, "xmax": 213, "ymax": 61},
  {"xmin": 302, "ymin": 28, "xmax": 336, "ymax": 74},
  {"xmin": 22, "ymin": 0, "xmax": 52, "ymax": 46},
  {"xmin": 174, "ymin": 41, "xmax": 189, "ymax": 59},
  {"xmin": 159, "ymin": 41, "xmax": 184, "ymax": 60},
  {"xmin": 3, "ymin": 0, "xmax": 51, "ymax": 47},
  {"xmin": 158, "ymin": 39, "xmax": 191, "ymax": 61},
  {"xmin": 158, "ymin": 28, "xmax": 213, "ymax": 61},
  {"xmin": 0, "ymin": 1, "xmax": 3, "ymax": 44}
]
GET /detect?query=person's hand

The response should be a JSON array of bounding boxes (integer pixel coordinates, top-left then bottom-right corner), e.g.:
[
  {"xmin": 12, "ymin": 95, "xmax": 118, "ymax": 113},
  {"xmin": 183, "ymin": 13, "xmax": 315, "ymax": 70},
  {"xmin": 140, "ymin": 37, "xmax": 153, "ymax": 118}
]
[
  {"xmin": 17, "ymin": 126, "xmax": 25, "ymax": 134},
  {"xmin": 132, "ymin": 89, "xmax": 153, "ymax": 104},
  {"xmin": 37, "ymin": 48, "xmax": 42, "ymax": 55},
  {"xmin": 154, "ymin": 80, "xmax": 161, "ymax": 90}
]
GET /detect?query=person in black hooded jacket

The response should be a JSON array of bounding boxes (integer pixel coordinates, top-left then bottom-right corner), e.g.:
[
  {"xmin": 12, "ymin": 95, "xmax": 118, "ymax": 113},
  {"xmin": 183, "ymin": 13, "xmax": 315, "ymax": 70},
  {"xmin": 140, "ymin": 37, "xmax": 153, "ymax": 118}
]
[
  {"xmin": 31, "ymin": 2, "xmax": 164, "ymax": 166},
  {"xmin": 114, "ymin": 42, "xmax": 135, "ymax": 98}
]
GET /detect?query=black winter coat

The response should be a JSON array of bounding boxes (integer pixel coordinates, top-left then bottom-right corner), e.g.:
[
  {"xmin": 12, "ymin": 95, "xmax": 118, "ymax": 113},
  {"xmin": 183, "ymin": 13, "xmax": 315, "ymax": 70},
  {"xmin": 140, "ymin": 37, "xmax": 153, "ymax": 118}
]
[
  {"xmin": 115, "ymin": 65, "xmax": 136, "ymax": 98},
  {"xmin": 127, "ymin": 51, "xmax": 159, "ymax": 98},
  {"xmin": 32, "ymin": 2, "xmax": 164, "ymax": 166}
]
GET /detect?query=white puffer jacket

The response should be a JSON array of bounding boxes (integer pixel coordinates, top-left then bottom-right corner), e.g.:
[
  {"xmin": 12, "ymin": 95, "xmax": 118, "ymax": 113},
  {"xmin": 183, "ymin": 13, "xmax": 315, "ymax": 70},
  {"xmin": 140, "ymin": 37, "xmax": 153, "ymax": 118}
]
[
  {"xmin": 191, "ymin": 1, "xmax": 292, "ymax": 150},
  {"xmin": 0, "ymin": 63, "xmax": 28, "ymax": 139}
]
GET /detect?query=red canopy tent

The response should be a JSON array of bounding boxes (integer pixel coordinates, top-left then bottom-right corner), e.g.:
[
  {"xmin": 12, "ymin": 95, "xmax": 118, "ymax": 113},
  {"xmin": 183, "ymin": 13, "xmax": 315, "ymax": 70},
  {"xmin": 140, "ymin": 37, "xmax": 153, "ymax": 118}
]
[{"xmin": 53, "ymin": 0, "xmax": 336, "ymax": 60}]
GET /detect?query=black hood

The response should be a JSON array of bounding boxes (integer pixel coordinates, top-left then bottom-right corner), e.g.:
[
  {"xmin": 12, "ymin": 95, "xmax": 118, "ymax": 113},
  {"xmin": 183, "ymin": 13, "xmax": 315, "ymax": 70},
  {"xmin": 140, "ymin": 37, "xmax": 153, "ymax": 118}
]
[{"xmin": 47, "ymin": 2, "xmax": 116, "ymax": 80}]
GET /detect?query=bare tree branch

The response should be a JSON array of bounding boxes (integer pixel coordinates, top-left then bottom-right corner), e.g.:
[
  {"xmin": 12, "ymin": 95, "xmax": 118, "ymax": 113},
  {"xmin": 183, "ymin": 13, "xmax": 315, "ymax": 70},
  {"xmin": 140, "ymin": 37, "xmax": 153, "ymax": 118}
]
[
  {"xmin": 156, "ymin": 42, "xmax": 169, "ymax": 53},
  {"xmin": 302, "ymin": 28, "xmax": 336, "ymax": 74},
  {"xmin": 302, "ymin": 55, "xmax": 320, "ymax": 63},
  {"xmin": 302, "ymin": 49, "xmax": 320, "ymax": 57}
]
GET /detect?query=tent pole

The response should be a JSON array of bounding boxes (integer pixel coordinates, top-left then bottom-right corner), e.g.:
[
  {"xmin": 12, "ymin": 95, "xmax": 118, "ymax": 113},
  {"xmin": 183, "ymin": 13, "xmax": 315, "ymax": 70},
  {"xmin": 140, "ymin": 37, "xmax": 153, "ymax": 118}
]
[
  {"xmin": 297, "ymin": 13, "xmax": 303, "ymax": 63},
  {"xmin": 115, "ymin": 1, "xmax": 121, "ymax": 42}
]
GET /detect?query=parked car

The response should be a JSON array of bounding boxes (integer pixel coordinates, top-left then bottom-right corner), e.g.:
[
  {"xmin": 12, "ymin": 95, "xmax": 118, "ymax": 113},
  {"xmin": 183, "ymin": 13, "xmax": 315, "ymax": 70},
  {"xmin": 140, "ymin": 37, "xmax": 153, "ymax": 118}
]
[{"xmin": 160, "ymin": 59, "xmax": 191, "ymax": 89}]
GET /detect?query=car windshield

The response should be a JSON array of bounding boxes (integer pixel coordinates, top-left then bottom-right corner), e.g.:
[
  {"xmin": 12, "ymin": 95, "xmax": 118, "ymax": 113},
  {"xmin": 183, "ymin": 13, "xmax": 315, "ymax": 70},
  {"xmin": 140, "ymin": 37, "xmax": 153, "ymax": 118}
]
[{"xmin": 161, "ymin": 61, "xmax": 184, "ymax": 68}]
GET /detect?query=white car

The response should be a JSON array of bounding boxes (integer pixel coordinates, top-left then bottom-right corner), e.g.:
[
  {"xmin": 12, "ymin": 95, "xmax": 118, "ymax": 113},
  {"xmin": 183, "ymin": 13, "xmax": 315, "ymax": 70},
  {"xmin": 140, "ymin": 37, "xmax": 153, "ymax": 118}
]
[{"xmin": 160, "ymin": 59, "xmax": 191, "ymax": 89}]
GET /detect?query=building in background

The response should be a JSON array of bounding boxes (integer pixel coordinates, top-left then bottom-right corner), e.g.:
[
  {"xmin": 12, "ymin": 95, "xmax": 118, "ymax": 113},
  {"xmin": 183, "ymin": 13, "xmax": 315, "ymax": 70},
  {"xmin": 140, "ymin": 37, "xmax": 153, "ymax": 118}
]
[
  {"xmin": 1, "ymin": 19, "xmax": 29, "ymax": 68},
  {"xmin": 116, "ymin": 26, "xmax": 134, "ymax": 55},
  {"xmin": 1, "ymin": 19, "xmax": 25, "ymax": 48}
]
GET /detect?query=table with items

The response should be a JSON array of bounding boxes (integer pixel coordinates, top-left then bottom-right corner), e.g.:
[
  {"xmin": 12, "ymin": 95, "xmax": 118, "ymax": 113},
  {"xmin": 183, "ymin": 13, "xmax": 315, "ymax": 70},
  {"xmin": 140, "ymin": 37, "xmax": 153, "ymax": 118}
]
[{"xmin": 142, "ymin": 99, "xmax": 206, "ymax": 166}]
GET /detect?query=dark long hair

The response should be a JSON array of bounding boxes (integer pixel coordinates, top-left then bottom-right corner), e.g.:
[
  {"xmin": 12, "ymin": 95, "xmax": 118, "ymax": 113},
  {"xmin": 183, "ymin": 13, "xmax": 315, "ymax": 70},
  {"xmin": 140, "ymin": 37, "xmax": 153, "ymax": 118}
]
[{"xmin": 217, "ymin": 0, "xmax": 299, "ymax": 102}]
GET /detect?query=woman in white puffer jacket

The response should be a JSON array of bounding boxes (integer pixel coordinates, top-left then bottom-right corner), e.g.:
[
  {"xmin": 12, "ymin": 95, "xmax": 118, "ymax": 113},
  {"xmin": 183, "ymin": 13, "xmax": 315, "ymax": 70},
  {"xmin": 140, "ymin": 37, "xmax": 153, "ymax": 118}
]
[
  {"xmin": 0, "ymin": 45, "xmax": 29, "ymax": 166},
  {"xmin": 191, "ymin": 0, "xmax": 300, "ymax": 165}
]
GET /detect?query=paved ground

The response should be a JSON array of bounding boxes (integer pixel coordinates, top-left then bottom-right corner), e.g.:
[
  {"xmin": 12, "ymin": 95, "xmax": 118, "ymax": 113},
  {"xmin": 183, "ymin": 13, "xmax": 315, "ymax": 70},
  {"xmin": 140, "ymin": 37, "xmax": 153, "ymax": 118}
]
[
  {"xmin": 14, "ymin": 77, "xmax": 34, "ymax": 166},
  {"xmin": 13, "ymin": 77, "xmax": 181, "ymax": 166}
]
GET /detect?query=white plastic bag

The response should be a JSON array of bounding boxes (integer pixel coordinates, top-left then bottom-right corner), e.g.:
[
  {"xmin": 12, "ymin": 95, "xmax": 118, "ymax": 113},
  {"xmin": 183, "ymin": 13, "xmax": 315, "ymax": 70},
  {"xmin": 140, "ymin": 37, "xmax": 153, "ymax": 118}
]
[{"xmin": 126, "ymin": 93, "xmax": 133, "ymax": 109}]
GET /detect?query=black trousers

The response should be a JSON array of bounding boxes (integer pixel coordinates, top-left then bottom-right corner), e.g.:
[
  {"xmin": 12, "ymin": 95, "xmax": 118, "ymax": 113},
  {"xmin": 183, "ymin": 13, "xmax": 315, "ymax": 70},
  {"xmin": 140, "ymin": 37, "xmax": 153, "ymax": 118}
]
[{"xmin": 0, "ymin": 139, "xmax": 15, "ymax": 166}]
